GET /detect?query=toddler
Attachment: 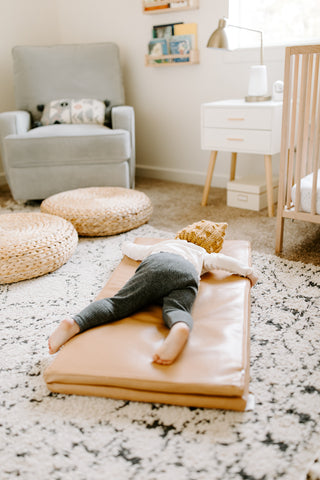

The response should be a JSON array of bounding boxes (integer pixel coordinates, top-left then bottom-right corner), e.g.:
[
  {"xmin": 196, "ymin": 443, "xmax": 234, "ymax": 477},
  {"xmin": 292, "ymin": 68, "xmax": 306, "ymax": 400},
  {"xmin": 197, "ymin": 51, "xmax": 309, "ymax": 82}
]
[{"xmin": 48, "ymin": 220, "xmax": 258, "ymax": 365}]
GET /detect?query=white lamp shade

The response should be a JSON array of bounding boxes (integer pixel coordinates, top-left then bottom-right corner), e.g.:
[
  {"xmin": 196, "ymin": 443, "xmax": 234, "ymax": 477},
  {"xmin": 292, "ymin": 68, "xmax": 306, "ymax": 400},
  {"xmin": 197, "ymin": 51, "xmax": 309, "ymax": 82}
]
[{"xmin": 247, "ymin": 65, "xmax": 268, "ymax": 96}]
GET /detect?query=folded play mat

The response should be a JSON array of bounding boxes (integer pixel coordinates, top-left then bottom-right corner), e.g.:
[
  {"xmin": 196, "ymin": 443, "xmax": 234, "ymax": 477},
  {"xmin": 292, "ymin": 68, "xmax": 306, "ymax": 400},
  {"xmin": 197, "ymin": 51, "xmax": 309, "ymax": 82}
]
[{"xmin": 44, "ymin": 239, "xmax": 252, "ymax": 411}]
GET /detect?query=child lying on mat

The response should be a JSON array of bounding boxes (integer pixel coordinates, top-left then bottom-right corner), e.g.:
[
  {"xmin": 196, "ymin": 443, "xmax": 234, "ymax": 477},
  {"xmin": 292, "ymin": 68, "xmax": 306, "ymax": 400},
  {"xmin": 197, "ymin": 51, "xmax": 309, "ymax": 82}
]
[{"xmin": 48, "ymin": 220, "xmax": 258, "ymax": 365}]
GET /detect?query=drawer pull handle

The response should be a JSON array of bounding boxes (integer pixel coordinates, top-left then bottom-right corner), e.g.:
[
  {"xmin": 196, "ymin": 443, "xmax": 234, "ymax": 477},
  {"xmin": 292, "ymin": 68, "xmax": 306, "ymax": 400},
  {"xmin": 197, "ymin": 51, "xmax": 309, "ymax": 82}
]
[
  {"xmin": 227, "ymin": 137, "xmax": 244, "ymax": 142},
  {"xmin": 237, "ymin": 194, "xmax": 248, "ymax": 202},
  {"xmin": 228, "ymin": 117, "xmax": 245, "ymax": 121}
]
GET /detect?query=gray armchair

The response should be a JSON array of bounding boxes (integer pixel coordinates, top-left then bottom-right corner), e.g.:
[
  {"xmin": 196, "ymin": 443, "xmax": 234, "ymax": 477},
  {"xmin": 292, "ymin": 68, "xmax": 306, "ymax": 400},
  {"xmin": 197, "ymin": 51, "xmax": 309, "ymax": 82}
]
[{"xmin": 0, "ymin": 43, "xmax": 135, "ymax": 201}]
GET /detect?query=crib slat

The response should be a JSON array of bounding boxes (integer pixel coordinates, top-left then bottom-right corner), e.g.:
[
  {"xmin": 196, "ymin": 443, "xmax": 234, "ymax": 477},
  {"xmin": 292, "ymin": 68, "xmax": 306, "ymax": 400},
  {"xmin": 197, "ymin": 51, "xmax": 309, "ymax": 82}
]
[
  {"xmin": 308, "ymin": 54, "xmax": 319, "ymax": 175},
  {"xmin": 311, "ymin": 55, "xmax": 320, "ymax": 215},
  {"xmin": 286, "ymin": 54, "xmax": 299, "ymax": 209},
  {"xmin": 277, "ymin": 46, "xmax": 292, "ymax": 251},
  {"xmin": 310, "ymin": 175, "xmax": 318, "ymax": 216},
  {"xmin": 301, "ymin": 54, "xmax": 313, "ymax": 177},
  {"xmin": 294, "ymin": 53, "xmax": 309, "ymax": 212}
]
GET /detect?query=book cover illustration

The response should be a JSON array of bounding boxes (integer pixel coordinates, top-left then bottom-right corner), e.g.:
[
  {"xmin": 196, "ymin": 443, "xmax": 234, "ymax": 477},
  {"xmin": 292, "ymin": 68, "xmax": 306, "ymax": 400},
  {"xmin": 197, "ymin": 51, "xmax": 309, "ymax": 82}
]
[
  {"xmin": 148, "ymin": 38, "xmax": 169, "ymax": 63},
  {"xmin": 169, "ymin": 34, "xmax": 192, "ymax": 62}
]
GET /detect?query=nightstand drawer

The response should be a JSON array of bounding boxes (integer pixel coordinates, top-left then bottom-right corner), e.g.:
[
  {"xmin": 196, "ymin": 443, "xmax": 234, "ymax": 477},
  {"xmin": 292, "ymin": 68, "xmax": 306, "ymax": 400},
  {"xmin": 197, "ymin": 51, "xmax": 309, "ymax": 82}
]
[
  {"xmin": 202, "ymin": 128, "xmax": 271, "ymax": 153},
  {"xmin": 202, "ymin": 106, "xmax": 273, "ymax": 130}
]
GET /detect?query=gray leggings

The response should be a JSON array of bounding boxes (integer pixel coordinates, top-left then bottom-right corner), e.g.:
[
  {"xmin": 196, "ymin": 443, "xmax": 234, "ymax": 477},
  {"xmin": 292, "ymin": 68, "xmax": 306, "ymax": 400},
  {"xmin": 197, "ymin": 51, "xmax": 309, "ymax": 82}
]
[{"xmin": 73, "ymin": 252, "xmax": 199, "ymax": 332}]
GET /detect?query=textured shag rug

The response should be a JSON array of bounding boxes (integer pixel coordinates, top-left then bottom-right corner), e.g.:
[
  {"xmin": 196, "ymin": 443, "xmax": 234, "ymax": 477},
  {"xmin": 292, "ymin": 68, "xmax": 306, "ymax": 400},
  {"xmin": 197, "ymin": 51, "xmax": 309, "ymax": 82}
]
[{"xmin": 1, "ymin": 223, "xmax": 320, "ymax": 480}]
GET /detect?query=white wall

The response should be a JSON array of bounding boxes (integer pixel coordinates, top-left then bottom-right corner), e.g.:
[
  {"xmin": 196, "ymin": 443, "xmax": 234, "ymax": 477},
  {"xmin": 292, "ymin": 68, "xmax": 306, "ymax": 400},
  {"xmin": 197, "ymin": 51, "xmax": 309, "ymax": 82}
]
[
  {"xmin": 0, "ymin": 0, "xmax": 60, "ymax": 184},
  {"xmin": 0, "ymin": 0, "xmax": 286, "ymax": 188}
]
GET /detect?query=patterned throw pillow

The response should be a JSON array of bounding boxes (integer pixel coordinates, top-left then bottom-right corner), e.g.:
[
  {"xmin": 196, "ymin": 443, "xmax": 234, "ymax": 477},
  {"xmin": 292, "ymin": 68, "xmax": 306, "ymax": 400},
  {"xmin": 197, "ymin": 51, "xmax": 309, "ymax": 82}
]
[{"xmin": 40, "ymin": 99, "xmax": 106, "ymax": 126}]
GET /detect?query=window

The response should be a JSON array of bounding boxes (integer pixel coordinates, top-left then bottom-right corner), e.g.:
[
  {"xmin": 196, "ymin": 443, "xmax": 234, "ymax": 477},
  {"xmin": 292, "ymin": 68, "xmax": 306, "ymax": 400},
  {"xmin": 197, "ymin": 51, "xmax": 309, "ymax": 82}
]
[{"xmin": 228, "ymin": 0, "xmax": 320, "ymax": 48}]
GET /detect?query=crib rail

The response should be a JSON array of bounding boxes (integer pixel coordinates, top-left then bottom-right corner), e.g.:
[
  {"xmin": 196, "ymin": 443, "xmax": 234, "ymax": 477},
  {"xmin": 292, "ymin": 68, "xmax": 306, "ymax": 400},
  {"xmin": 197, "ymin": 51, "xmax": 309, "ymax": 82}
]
[{"xmin": 276, "ymin": 45, "xmax": 320, "ymax": 253}]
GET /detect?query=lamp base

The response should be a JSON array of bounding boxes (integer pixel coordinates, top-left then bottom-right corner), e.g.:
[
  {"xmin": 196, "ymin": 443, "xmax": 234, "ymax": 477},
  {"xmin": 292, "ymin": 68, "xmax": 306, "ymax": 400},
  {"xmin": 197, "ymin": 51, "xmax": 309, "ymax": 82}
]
[{"xmin": 245, "ymin": 95, "xmax": 272, "ymax": 102}]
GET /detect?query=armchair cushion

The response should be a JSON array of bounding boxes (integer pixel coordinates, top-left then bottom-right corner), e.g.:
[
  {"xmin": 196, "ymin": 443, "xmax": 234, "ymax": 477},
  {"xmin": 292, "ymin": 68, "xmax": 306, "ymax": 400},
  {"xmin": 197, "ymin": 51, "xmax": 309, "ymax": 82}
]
[
  {"xmin": 5, "ymin": 124, "xmax": 131, "ymax": 168},
  {"xmin": 40, "ymin": 98, "xmax": 107, "ymax": 126}
]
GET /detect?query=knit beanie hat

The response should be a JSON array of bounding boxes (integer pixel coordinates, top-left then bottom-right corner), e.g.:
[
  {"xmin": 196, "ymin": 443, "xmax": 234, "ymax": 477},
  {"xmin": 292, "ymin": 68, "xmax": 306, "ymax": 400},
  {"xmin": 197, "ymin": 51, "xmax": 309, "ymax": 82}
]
[{"xmin": 175, "ymin": 220, "xmax": 228, "ymax": 253}]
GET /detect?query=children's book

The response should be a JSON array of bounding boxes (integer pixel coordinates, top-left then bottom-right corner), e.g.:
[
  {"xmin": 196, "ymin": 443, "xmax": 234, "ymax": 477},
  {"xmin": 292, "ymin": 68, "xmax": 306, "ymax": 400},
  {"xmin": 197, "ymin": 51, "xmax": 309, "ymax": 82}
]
[
  {"xmin": 148, "ymin": 38, "xmax": 169, "ymax": 63},
  {"xmin": 169, "ymin": 34, "xmax": 192, "ymax": 62},
  {"xmin": 173, "ymin": 23, "xmax": 197, "ymax": 49},
  {"xmin": 152, "ymin": 22, "xmax": 183, "ymax": 39}
]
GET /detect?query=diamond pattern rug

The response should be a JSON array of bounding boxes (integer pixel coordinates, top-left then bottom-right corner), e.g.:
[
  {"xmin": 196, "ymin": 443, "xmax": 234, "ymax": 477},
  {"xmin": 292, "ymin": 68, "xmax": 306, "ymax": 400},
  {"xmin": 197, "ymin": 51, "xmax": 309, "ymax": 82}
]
[{"xmin": 1, "ymin": 222, "xmax": 319, "ymax": 480}]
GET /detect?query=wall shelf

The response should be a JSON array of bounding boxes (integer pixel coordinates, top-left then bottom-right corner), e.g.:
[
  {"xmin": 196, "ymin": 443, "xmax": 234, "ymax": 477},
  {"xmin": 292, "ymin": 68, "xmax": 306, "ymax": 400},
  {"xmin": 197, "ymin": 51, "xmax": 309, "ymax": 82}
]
[
  {"xmin": 145, "ymin": 49, "xmax": 199, "ymax": 66},
  {"xmin": 143, "ymin": 0, "xmax": 199, "ymax": 14}
]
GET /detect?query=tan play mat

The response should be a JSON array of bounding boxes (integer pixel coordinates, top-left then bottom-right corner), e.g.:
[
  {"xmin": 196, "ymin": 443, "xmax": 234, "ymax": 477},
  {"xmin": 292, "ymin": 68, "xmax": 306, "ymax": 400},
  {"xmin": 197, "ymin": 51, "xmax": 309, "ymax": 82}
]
[
  {"xmin": 40, "ymin": 187, "xmax": 153, "ymax": 236},
  {"xmin": 0, "ymin": 212, "xmax": 78, "ymax": 284},
  {"xmin": 44, "ymin": 239, "xmax": 252, "ymax": 410}
]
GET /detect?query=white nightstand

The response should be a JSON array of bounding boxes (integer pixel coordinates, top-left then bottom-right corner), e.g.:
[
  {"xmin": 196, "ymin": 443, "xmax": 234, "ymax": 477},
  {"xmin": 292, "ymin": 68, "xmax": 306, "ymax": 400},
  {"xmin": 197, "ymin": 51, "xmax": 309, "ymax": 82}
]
[{"xmin": 201, "ymin": 99, "xmax": 283, "ymax": 216}]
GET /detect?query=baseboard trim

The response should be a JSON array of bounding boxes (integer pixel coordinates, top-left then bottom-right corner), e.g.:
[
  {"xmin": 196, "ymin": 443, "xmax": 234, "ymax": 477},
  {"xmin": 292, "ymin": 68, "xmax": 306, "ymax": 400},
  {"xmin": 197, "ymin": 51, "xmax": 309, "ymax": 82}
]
[
  {"xmin": 136, "ymin": 164, "xmax": 228, "ymax": 188},
  {"xmin": 0, "ymin": 166, "xmax": 227, "ymax": 190}
]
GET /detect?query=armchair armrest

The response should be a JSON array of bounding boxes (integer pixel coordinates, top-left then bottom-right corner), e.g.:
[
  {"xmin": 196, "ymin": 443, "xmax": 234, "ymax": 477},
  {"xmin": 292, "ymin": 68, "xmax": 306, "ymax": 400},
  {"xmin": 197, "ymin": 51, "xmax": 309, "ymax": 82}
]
[
  {"xmin": 0, "ymin": 111, "xmax": 31, "ymax": 179},
  {"xmin": 112, "ymin": 106, "xmax": 135, "ymax": 188},
  {"xmin": 111, "ymin": 106, "xmax": 134, "ymax": 131},
  {"xmin": 0, "ymin": 111, "xmax": 31, "ymax": 138}
]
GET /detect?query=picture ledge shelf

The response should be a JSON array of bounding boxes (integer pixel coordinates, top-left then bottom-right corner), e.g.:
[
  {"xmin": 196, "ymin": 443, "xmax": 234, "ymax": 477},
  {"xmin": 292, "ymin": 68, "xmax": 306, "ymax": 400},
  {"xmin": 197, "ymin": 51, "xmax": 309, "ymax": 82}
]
[{"xmin": 145, "ymin": 49, "xmax": 199, "ymax": 66}]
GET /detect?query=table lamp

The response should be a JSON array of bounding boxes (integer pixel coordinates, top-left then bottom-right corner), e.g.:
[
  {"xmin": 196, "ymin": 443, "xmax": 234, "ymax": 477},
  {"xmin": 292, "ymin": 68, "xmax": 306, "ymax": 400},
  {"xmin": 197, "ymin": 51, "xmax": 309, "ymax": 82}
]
[{"xmin": 207, "ymin": 17, "xmax": 271, "ymax": 102}]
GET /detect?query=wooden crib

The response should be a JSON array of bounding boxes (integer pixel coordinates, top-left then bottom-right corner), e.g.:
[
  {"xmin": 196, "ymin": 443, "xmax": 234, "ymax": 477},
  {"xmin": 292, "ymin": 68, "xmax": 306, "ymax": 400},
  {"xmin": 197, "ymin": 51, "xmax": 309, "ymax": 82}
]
[{"xmin": 275, "ymin": 45, "xmax": 320, "ymax": 254}]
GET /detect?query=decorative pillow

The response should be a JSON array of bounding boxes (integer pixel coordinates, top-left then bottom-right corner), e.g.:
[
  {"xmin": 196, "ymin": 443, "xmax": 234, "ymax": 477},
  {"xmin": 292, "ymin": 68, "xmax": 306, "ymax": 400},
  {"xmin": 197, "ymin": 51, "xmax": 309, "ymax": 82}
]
[
  {"xmin": 175, "ymin": 220, "xmax": 228, "ymax": 253},
  {"xmin": 39, "ymin": 99, "xmax": 107, "ymax": 126}
]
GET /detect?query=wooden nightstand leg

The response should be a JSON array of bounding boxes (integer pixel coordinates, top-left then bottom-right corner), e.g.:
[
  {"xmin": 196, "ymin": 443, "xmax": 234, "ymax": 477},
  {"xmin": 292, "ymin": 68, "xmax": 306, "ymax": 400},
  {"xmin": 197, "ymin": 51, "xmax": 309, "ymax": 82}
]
[
  {"xmin": 230, "ymin": 152, "xmax": 237, "ymax": 181},
  {"xmin": 201, "ymin": 150, "xmax": 218, "ymax": 206},
  {"xmin": 264, "ymin": 154, "xmax": 274, "ymax": 217}
]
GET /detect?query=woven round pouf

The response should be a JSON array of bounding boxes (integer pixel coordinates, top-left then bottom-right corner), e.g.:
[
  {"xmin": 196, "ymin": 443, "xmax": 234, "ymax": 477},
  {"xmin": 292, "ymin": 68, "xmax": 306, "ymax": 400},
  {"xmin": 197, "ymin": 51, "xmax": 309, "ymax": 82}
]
[
  {"xmin": 40, "ymin": 187, "xmax": 153, "ymax": 236},
  {"xmin": 0, "ymin": 212, "xmax": 78, "ymax": 284}
]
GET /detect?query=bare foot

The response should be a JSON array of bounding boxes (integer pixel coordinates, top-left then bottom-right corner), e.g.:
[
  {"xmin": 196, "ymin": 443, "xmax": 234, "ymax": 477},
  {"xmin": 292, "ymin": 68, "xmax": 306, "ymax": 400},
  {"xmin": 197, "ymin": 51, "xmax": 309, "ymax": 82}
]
[
  {"xmin": 153, "ymin": 322, "xmax": 190, "ymax": 365},
  {"xmin": 48, "ymin": 318, "xmax": 80, "ymax": 354}
]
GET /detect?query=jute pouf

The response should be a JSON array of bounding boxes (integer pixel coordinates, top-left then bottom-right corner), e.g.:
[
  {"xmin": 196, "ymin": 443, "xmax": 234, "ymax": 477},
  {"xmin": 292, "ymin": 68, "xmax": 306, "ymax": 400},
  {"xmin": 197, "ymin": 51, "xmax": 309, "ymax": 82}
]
[
  {"xmin": 0, "ymin": 212, "xmax": 78, "ymax": 284},
  {"xmin": 40, "ymin": 187, "xmax": 153, "ymax": 236}
]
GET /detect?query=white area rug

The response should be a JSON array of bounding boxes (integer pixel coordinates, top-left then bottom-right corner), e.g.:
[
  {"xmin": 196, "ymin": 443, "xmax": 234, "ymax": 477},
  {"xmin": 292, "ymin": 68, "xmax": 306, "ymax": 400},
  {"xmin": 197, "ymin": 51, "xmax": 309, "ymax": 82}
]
[{"xmin": 1, "ymin": 223, "xmax": 319, "ymax": 480}]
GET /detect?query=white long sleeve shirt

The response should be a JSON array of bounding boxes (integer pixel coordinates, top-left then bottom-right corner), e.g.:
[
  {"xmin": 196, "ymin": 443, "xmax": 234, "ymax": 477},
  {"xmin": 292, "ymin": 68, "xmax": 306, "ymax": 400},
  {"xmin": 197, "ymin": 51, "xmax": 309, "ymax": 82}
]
[{"xmin": 122, "ymin": 239, "xmax": 253, "ymax": 280}]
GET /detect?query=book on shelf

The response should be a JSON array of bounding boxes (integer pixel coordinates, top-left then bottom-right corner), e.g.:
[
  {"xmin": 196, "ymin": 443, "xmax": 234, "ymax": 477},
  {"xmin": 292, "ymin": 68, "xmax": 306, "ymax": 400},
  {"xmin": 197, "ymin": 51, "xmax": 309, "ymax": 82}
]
[
  {"xmin": 152, "ymin": 22, "xmax": 183, "ymax": 39},
  {"xmin": 169, "ymin": 34, "xmax": 193, "ymax": 62},
  {"xmin": 144, "ymin": 0, "xmax": 169, "ymax": 4},
  {"xmin": 170, "ymin": 1, "xmax": 188, "ymax": 7},
  {"xmin": 148, "ymin": 38, "xmax": 169, "ymax": 63},
  {"xmin": 144, "ymin": 0, "xmax": 170, "ymax": 11},
  {"xmin": 173, "ymin": 22, "xmax": 197, "ymax": 49},
  {"xmin": 144, "ymin": 4, "xmax": 169, "ymax": 11},
  {"xmin": 144, "ymin": 0, "xmax": 191, "ymax": 10}
]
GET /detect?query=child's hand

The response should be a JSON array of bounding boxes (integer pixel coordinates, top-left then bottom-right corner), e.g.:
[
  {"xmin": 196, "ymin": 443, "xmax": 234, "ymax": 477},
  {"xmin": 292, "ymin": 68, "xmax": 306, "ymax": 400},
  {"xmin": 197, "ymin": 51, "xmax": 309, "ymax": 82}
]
[{"xmin": 248, "ymin": 271, "xmax": 258, "ymax": 287}]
